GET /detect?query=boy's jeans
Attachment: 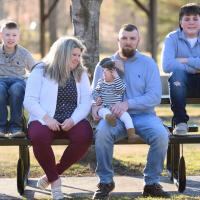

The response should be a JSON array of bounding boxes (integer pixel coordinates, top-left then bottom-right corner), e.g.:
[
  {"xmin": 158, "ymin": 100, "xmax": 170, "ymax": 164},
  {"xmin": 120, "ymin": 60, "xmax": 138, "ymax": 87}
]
[
  {"xmin": 169, "ymin": 70, "xmax": 200, "ymax": 125},
  {"xmin": 0, "ymin": 77, "xmax": 25, "ymax": 133}
]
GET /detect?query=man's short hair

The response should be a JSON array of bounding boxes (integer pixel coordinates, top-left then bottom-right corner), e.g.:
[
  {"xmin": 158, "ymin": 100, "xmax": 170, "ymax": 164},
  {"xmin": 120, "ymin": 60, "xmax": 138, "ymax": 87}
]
[
  {"xmin": 179, "ymin": 3, "xmax": 200, "ymax": 22},
  {"xmin": 120, "ymin": 24, "xmax": 138, "ymax": 32},
  {"xmin": 0, "ymin": 21, "xmax": 19, "ymax": 32}
]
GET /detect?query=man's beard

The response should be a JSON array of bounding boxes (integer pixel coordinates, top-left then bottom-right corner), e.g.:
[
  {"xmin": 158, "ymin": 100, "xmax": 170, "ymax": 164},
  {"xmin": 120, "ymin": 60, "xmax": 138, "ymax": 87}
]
[{"xmin": 121, "ymin": 48, "xmax": 136, "ymax": 58}]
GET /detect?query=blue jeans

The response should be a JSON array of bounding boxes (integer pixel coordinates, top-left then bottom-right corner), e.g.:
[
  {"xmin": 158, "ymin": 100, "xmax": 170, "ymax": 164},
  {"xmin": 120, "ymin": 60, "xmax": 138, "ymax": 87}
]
[
  {"xmin": 94, "ymin": 113, "xmax": 169, "ymax": 185},
  {"xmin": 0, "ymin": 77, "xmax": 26, "ymax": 133},
  {"xmin": 169, "ymin": 70, "xmax": 200, "ymax": 125}
]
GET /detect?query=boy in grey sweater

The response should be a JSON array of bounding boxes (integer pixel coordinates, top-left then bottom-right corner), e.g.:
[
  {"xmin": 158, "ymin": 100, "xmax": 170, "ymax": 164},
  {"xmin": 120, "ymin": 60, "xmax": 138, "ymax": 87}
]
[{"xmin": 0, "ymin": 21, "xmax": 35, "ymax": 138}]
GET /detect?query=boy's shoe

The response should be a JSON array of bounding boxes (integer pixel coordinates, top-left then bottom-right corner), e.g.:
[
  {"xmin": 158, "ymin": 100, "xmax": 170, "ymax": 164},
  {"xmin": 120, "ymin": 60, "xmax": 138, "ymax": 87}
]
[
  {"xmin": 37, "ymin": 175, "xmax": 49, "ymax": 190},
  {"xmin": 127, "ymin": 128, "xmax": 136, "ymax": 143},
  {"xmin": 92, "ymin": 181, "xmax": 115, "ymax": 199},
  {"xmin": 143, "ymin": 183, "xmax": 171, "ymax": 198},
  {"xmin": 173, "ymin": 123, "xmax": 188, "ymax": 136},
  {"xmin": 105, "ymin": 114, "xmax": 116, "ymax": 127},
  {"xmin": 0, "ymin": 132, "xmax": 5, "ymax": 138},
  {"xmin": 10, "ymin": 131, "xmax": 26, "ymax": 138}
]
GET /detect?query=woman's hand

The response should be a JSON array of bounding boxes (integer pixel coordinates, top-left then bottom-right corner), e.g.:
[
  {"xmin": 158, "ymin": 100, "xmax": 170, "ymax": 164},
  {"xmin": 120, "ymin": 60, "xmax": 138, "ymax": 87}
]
[
  {"xmin": 61, "ymin": 118, "xmax": 74, "ymax": 131},
  {"xmin": 43, "ymin": 114, "xmax": 61, "ymax": 131}
]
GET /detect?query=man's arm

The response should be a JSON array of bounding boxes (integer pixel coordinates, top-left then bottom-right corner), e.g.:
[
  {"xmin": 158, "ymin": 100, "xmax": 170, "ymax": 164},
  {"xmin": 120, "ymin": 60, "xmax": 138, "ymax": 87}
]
[{"xmin": 91, "ymin": 64, "xmax": 103, "ymax": 121}]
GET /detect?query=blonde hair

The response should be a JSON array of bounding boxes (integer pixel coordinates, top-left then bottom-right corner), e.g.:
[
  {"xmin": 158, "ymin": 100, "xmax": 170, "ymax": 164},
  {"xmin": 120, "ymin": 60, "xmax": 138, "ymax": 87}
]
[{"xmin": 43, "ymin": 36, "xmax": 86, "ymax": 85}]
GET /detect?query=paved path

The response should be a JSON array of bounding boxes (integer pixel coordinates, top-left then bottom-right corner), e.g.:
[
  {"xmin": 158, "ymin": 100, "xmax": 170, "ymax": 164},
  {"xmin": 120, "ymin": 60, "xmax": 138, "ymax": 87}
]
[{"xmin": 0, "ymin": 176, "xmax": 200, "ymax": 199}]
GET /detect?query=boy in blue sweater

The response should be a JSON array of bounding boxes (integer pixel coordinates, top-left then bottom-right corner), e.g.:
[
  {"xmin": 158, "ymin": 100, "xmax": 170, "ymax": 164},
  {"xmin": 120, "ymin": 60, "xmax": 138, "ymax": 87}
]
[{"xmin": 161, "ymin": 3, "xmax": 200, "ymax": 135}]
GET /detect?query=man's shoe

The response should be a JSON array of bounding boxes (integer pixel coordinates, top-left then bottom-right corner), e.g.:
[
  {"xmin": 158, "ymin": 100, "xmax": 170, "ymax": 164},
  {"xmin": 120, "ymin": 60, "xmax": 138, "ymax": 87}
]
[
  {"xmin": 92, "ymin": 182, "xmax": 115, "ymax": 199},
  {"xmin": 143, "ymin": 183, "xmax": 171, "ymax": 198},
  {"xmin": 173, "ymin": 123, "xmax": 188, "ymax": 136},
  {"xmin": 10, "ymin": 131, "xmax": 26, "ymax": 138}
]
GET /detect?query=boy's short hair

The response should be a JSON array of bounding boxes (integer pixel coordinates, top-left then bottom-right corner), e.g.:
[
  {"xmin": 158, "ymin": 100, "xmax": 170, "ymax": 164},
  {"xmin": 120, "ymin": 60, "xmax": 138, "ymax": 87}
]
[
  {"xmin": 99, "ymin": 58, "xmax": 115, "ymax": 70},
  {"xmin": 179, "ymin": 3, "xmax": 200, "ymax": 29},
  {"xmin": 0, "ymin": 21, "xmax": 19, "ymax": 32}
]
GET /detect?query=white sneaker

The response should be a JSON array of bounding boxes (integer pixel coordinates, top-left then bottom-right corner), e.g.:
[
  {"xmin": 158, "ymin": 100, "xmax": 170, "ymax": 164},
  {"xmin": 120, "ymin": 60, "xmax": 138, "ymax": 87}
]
[
  {"xmin": 10, "ymin": 131, "xmax": 25, "ymax": 138},
  {"xmin": 173, "ymin": 123, "xmax": 188, "ymax": 136},
  {"xmin": 0, "ymin": 132, "xmax": 5, "ymax": 138},
  {"xmin": 37, "ymin": 175, "xmax": 49, "ymax": 190},
  {"xmin": 51, "ymin": 186, "xmax": 64, "ymax": 200}
]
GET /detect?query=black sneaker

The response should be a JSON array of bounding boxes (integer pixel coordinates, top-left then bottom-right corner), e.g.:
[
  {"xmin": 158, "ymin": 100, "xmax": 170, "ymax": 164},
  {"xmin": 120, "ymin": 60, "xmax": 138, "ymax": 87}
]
[
  {"xmin": 143, "ymin": 183, "xmax": 171, "ymax": 198},
  {"xmin": 92, "ymin": 182, "xmax": 115, "ymax": 200}
]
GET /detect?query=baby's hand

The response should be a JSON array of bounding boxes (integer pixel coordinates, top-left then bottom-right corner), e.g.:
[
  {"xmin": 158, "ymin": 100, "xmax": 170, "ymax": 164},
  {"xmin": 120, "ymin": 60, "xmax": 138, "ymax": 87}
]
[
  {"xmin": 96, "ymin": 97, "xmax": 102, "ymax": 106},
  {"xmin": 115, "ymin": 60, "xmax": 124, "ymax": 73}
]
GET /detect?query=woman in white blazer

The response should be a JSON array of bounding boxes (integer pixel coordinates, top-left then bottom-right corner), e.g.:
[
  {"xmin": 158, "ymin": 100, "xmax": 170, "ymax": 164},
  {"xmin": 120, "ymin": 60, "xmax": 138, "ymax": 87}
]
[{"xmin": 24, "ymin": 36, "xmax": 93, "ymax": 200}]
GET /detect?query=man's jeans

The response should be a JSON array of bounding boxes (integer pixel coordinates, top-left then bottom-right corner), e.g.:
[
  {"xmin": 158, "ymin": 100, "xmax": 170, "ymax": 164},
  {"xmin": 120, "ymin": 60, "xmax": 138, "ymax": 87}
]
[
  {"xmin": 0, "ymin": 77, "xmax": 25, "ymax": 133},
  {"xmin": 169, "ymin": 70, "xmax": 200, "ymax": 125},
  {"xmin": 94, "ymin": 113, "xmax": 169, "ymax": 185}
]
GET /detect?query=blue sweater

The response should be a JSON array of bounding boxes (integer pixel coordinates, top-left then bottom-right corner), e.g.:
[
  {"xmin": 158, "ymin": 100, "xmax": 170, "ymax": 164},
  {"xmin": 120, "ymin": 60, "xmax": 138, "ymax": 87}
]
[
  {"xmin": 92, "ymin": 51, "xmax": 161, "ymax": 114},
  {"xmin": 161, "ymin": 29, "xmax": 200, "ymax": 74}
]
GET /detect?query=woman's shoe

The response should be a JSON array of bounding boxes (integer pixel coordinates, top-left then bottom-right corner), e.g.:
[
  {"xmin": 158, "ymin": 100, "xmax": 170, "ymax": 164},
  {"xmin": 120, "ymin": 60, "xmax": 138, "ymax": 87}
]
[
  {"xmin": 37, "ymin": 175, "xmax": 49, "ymax": 190},
  {"xmin": 51, "ymin": 186, "xmax": 64, "ymax": 200}
]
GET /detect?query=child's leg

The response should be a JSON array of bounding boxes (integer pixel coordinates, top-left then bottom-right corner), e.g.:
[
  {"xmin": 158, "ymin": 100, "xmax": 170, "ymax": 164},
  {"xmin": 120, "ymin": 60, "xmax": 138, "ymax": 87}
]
[
  {"xmin": 9, "ymin": 78, "xmax": 26, "ymax": 133},
  {"xmin": 98, "ymin": 107, "xmax": 116, "ymax": 127},
  {"xmin": 120, "ymin": 112, "xmax": 134, "ymax": 129},
  {"xmin": 0, "ymin": 79, "xmax": 8, "ymax": 134},
  {"xmin": 120, "ymin": 112, "xmax": 135, "ymax": 142}
]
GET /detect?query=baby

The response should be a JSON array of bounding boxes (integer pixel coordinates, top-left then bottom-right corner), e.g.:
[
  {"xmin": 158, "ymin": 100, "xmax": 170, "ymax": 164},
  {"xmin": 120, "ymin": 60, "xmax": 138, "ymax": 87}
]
[{"xmin": 92, "ymin": 58, "xmax": 135, "ymax": 142}]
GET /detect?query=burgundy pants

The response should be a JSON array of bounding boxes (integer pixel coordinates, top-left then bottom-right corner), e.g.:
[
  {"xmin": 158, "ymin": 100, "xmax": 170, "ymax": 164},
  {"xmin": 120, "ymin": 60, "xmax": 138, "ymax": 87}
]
[{"xmin": 28, "ymin": 120, "xmax": 93, "ymax": 182}]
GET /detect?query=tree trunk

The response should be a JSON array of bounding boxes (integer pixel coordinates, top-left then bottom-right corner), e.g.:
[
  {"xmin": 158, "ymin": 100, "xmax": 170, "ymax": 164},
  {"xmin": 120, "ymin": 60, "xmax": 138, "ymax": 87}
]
[
  {"xmin": 70, "ymin": 0, "xmax": 103, "ymax": 75},
  {"xmin": 40, "ymin": 0, "xmax": 45, "ymax": 57},
  {"xmin": 0, "ymin": 0, "xmax": 5, "ymax": 19},
  {"xmin": 48, "ymin": 0, "xmax": 57, "ymax": 46},
  {"xmin": 149, "ymin": 0, "xmax": 157, "ymax": 61}
]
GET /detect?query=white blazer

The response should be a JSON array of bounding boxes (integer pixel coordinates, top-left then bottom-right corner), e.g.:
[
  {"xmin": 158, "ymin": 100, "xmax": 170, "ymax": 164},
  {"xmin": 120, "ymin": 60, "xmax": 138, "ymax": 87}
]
[{"xmin": 23, "ymin": 64, "xmax": 92, "ymax": 125}]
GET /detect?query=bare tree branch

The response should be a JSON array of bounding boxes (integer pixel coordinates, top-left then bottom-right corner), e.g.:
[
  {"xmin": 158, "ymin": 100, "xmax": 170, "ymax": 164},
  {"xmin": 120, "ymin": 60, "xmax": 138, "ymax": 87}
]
[
  {"xmin": 44, "ymin": 0, "xmax": 59, "ymax": 21},
  {"xmin": 132, "ymin": 0, "xmax": 149, "ymax": 16}
]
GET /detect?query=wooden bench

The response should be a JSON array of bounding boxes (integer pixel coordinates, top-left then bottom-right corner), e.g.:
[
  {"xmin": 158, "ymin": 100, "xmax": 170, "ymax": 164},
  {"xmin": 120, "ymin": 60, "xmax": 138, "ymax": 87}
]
[{"xmin": 0, "ymin": 95, "xmax": 200, "ymax": 195}]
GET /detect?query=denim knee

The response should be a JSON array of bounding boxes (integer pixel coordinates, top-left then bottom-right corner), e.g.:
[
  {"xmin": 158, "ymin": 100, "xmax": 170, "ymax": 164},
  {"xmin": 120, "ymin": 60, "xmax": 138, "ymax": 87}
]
[
  {"xmin": 152, "ymin": 130, "xmax": 169, "ymax": 151},
  {"xmin": 9, "ymin": 82, "xmax": 25, "ymax": 98},
  {"xmin": 0, "ymin": 84, "xmax": 8, "ymax": 103},
  {"xmin": 95, "ymin": 121, "xmax": 113, "ymax": 142},
  {"xmin": 169, "ymin": 69, "xmax": 187, "ymax": 83}
]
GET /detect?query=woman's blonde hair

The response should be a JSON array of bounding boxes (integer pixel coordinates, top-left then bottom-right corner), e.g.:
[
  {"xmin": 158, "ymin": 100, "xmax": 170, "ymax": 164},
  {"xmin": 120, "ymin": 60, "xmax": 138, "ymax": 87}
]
[{"xmin": 43, "ymin": 36, "xmax": 86, "ymax": 85}]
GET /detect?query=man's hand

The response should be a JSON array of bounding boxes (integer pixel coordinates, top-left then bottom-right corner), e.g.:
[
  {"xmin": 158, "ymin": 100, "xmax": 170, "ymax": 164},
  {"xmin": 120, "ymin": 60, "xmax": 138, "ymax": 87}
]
[
  {"xmin": 61, "ymin": 118, "xmax": 74, "ymax": 131},
  {"xmin": 111, "ymin": 69, "xmax": 119, "ymax": 78},
  {"xmin": 96, "ymin": 97, "xmax": 102, "ymax": 106},
  {"xmin": 43, "ymin": 114, "xmax": 61, "ymax": 131},
  {"xmin": 111, "ymin": 101, "xmax": 128, "ymax": 117},
  {"xmin": 114, "ymin": 60, "xmax": 124, "ymax": 73},
  {"xmin": 92, "ymin": 104, "xmax": 101, "ymax": 121},
  {"xmin": 176, "ymin": 58, "xmax": 188, "ymax": 64}
]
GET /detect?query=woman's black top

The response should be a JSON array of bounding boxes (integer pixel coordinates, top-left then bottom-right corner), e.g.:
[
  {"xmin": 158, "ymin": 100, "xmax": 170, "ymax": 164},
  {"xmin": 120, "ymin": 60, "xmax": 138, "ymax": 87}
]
[{"xmin": 54, "ymin": 74, "xmax": 77, "ymax": 123}]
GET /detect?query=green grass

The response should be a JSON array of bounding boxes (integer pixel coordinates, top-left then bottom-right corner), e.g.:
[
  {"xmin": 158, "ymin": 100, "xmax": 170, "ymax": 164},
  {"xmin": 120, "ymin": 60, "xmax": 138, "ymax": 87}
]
[{"xmin": 1, "ymin": 106, "xmax": 200, "ymax": 199}]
